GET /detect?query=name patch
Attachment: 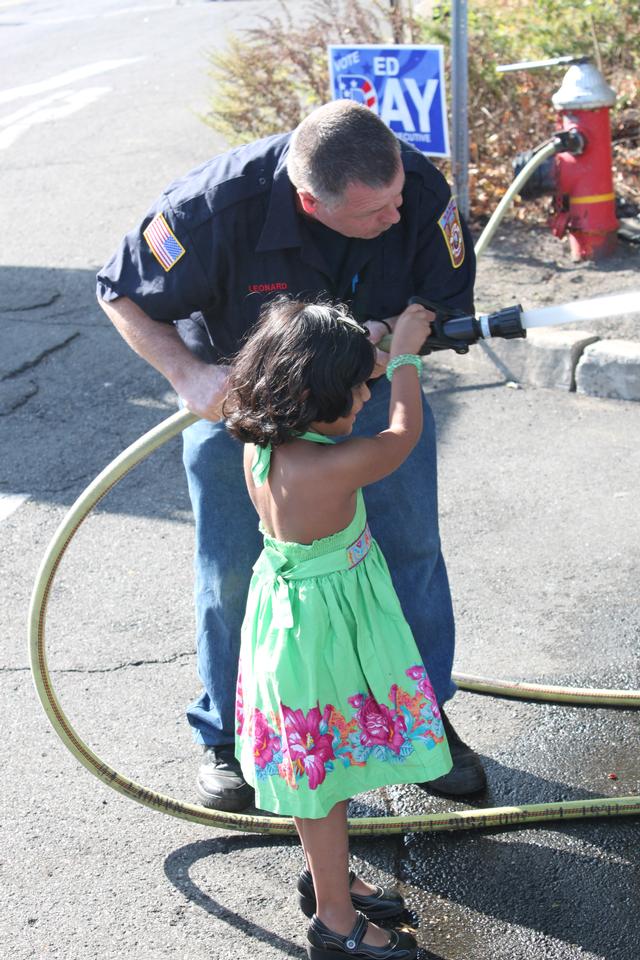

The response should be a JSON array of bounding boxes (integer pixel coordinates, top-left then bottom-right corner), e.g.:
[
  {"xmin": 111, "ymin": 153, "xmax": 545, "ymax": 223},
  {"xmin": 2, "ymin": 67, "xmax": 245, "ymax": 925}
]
[{"xmin": 248, "ymin": 282, "xmax": 289, "ymax": 293}]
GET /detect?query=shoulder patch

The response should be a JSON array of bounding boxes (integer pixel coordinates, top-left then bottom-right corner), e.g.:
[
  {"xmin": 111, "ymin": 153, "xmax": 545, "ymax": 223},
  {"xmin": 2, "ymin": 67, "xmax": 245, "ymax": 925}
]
[
  {"xmin": 143, "ymin": 213, "xmax": 186, "ymax": 272},
  {"xmin": 437, "ymin": 198, "xmax": 465, "ymax": 269}
]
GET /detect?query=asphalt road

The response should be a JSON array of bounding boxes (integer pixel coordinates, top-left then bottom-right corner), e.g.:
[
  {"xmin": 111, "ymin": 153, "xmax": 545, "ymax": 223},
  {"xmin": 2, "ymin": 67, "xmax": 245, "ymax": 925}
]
[{"xmin": 1, "ymin": 3, "xmax": 639, "ymax": 959}]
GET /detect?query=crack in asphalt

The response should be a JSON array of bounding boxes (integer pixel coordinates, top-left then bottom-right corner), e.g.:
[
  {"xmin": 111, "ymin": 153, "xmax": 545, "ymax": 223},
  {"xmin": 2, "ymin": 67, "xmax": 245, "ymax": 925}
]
[
  {"xmin": 1, "ymin": 292, "xmax": 61, "ymax": 311},
  {"xmin": 33, "ymin": 473, "xmax": 95, "ymax": 493},
  {"xmin": 0, "ymin": 308, "xmax": 108, "ymax": 327},
  {"xmin": 1, "ymin": 650, "xmax": 194, "ymax": 675},
  {"xmin": 0, "ymin": 473, "xmax": 94, "ymax": 493},
  {"xmin": 0, "ymin": 381, "xmax": 38, "ymax": 415},
  {"xmin": 1, "ymin": 331, "xmax": 80, "ymax": 380}
]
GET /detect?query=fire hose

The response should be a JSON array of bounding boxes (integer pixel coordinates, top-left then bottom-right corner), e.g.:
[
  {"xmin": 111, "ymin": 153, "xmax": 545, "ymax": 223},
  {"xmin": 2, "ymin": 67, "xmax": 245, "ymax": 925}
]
[
  {"xmin": 28, "ymin": 403, "xmax": 640, "ymax": 837},
  {"xmin": 474, "ymin": 138, "xmax": 561, "ymax": 259}
]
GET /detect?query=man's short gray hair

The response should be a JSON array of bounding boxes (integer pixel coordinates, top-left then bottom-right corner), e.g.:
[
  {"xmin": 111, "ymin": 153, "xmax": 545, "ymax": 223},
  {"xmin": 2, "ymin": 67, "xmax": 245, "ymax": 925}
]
[{"xmin": 287, "ymin": 100, "xmax": 401, "ymax": 208}]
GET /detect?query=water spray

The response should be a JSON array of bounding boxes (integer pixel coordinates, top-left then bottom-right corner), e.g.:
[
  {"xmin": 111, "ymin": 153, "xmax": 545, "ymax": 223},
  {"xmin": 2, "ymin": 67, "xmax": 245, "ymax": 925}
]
[{"xmin": 379, "ymin": 289, "xmax": 640, "ymax": 355}]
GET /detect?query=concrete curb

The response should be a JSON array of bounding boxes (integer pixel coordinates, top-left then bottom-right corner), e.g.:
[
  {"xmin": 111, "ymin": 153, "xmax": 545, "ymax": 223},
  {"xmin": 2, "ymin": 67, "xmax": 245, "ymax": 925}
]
[
  {"xmin": 576, "ymin": 339, "xmax": 640, "ymax": 401},
  {"xmin": 483, "ymin": 328, "xmax": 640, "ymax": 402}
]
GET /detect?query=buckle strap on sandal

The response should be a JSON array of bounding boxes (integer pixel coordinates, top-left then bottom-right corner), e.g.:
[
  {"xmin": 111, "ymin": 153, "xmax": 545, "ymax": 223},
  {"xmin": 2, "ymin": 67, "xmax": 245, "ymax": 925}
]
[
  {"xmin": 344, "ymin": 912, "xmax": 368, "ymax": 951},
  {"xmin": 309, "ymin": 911, "xmax": 368, "ymax": 952},
  {"xmin": 307, "ymin": 912, "xmax": 417, "ymax": 960}
]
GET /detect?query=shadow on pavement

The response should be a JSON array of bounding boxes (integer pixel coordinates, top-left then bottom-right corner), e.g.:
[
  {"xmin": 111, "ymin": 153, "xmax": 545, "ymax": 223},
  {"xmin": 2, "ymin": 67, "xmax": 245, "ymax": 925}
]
[
  {"xmin": 1, "ymin": 264, "xmax": 475, "ymax": 519},
  {"xmin": 164, "ymin": 835, "xmax": 306, "ymax": 957},
  {"xmin": 346, "ymin": 760, "xmax": 639, "ymax": 956},
  {"xmin": 164, "ymin": 834, "xmax": 448, "ymax": 960},
  {"xmin": 401, "ymin": 820, "xmax": 639, "ymax": 958},
  {"xmin": 1, "ymin": 265, "xmax": 190, "ymax": 517}
]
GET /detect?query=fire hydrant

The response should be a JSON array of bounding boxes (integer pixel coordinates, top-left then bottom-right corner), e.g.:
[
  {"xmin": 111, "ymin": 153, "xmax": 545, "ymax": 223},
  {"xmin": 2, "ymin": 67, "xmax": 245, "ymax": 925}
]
[
  {"xmin": 510, "ymin": 57, "xmax": 619, "ymax": 261},
  {"xmin": 550, "ymin": 59, "xmax": 619, "ymax": 260}
]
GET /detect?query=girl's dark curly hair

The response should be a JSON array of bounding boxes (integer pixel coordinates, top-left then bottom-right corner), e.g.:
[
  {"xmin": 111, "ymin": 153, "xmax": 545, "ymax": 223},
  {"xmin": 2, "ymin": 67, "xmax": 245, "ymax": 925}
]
[{"xmin": 224, "ymin": 298, "xmax": 375, "ymax": 447}]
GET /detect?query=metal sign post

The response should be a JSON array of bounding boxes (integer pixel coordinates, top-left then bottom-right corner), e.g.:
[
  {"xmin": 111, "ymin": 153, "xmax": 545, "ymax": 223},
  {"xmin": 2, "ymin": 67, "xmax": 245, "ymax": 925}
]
[{"xmin": 451, "ymin": 0, "xmax": 469, "ymax": 218}]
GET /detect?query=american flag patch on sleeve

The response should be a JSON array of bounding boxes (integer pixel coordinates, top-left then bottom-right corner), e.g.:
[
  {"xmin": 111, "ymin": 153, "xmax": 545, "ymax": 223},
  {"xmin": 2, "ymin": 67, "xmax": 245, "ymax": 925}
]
[{"xmin": 143, "ymin": 213, "xmax": 186, "ymax": 272}]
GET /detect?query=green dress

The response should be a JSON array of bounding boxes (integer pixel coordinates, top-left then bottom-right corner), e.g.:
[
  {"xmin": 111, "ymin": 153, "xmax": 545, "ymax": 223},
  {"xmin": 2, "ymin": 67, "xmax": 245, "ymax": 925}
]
[{"xmin": 235, "ymin": 431, "xmax": 452, "ymax": 818}]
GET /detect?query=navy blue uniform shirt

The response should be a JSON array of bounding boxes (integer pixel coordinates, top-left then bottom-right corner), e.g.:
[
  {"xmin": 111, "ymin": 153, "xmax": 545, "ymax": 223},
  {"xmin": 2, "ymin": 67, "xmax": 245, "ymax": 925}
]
[{"xmin": 97, "ymin": 132, "xmax": 476, "ymax": 364}]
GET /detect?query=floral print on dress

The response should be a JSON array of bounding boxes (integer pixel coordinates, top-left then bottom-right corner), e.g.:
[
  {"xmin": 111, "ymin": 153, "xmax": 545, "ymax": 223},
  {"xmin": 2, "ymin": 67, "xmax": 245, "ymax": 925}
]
[
  {"xmin": 348, "ymin": 693, "xmax": 406, "ymax": 755},
  {"xmin": 238, "ymin": 664, "xmax": 445, "ymax": 791},
  {"xmin": 236, "ymin": 668, "xmax": 245, "ymax": 736},
  {"xmin": 252, "ymin": 708, "xmax": 282, "ymax": 769},
  {"xmin": 281, "ymin": 704, "xmax": 336, "ymax": 790}
]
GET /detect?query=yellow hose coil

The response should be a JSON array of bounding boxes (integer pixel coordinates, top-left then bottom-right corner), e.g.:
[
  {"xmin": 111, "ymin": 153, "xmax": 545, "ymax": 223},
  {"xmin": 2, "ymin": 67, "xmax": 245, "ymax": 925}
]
[{"xmin": 28, "ymin": 408, "xmax": 640, "ymax": 835}]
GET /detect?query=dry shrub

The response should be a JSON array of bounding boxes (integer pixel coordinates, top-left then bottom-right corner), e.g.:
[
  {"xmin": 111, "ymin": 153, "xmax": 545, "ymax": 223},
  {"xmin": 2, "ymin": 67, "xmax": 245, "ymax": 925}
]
[
  {"xmin": 203, "ymin": 1, "xmax": 404, "ymax": 143},
  {"xmin": 202, "ymin": 0, "xmax": 640, "ymax": 223}
]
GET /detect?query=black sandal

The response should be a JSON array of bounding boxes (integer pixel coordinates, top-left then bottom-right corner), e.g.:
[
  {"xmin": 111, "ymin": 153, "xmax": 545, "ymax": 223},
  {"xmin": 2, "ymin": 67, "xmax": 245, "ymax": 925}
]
[
  {"xmin": 298, "ymin": 868, "xmax": 405, "ymax": 920},
  {"xmin": 306, "ymin": 911, "xmax": 417, "ymax": 959}
]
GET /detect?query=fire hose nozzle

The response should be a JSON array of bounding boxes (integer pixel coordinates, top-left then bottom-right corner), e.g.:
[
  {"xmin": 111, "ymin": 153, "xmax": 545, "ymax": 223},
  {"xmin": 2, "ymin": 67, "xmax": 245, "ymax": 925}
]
[
  {"xmin": 407, "ymin": 298, "xmax": 526, "ymax": 354},
  {"xmin": 477, "ymin": 305, "xmax": 527, "ymax": 341}
]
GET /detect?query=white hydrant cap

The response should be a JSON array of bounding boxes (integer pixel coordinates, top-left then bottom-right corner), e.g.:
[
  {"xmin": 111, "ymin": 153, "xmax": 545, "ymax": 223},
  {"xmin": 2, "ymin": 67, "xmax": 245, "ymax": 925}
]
[{"xmin": 552, "ymin": 61, "xmax": 616, "ymax": 110}]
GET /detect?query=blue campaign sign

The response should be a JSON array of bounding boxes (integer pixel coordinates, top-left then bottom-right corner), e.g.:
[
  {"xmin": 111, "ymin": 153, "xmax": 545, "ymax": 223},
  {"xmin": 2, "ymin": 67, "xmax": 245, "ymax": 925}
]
[{"xmin": 328, "ymin": 44, "xmax": 450, "ymax": 157}]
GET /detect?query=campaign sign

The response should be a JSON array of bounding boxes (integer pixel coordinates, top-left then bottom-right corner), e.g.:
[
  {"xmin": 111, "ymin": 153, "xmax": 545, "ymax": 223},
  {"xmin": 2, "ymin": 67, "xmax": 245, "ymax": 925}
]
[{"xmin": 328, "ymin": 44, "xmax": 449, "ymax": 157}]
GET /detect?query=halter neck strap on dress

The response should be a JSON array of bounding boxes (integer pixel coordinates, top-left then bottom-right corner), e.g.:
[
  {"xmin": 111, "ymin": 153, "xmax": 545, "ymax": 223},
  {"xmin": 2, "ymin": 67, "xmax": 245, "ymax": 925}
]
[
  {"xmin": 250, "ymin": 430, "xmax": 335, "ymax": 487},
  {"xmin": 298, "ymin": 430, "xmax": 335, "ymax": 445},
  {"xmin": 250, "ymin": 444, "xmax": 272, "ymax": 487}
]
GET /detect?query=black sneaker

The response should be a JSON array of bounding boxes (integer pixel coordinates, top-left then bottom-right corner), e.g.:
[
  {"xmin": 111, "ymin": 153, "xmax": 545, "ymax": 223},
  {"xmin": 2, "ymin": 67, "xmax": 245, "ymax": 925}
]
[
  {"xmin": 196, "ymin": 745, "xmax": 255, "ymax": 812},
  {"xmin": 418, "ymin": 708, "xmax": 487, "ymax": 796}
]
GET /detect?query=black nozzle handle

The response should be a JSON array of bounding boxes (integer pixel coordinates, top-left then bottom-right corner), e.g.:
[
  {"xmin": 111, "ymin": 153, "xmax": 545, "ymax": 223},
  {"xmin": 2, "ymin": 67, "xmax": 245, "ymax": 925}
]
[
  {"xmin": 407, "ymin": 297, "xmax": 525, "ymax": 354},
  {"xmin": 407, "ymin": 296, "xmax": 476, "ymax": 355}
]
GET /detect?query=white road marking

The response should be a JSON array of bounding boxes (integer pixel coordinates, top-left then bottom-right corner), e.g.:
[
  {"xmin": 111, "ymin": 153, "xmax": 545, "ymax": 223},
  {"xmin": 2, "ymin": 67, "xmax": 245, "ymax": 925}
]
[
  {"xmin": 0, "ymin": 58, "xmax": 143, "ymax": 105},
  {"xmin": 0, "ymin": 86, "xmax": 112, "ymax": 150},
  {"xmin": 103, "ymin": 3, "xmax": 178, "ymax": 17},
  {"xmin": 0, "ymin": 89, "xmax": 76, "ymax": 127},
  {"xmin": 0, "ymin": 3, "xmax": 178, "ymax": 26},
  {"xmin": 0, "ymin": 493, "xmax": 29, "ymax": 522}
]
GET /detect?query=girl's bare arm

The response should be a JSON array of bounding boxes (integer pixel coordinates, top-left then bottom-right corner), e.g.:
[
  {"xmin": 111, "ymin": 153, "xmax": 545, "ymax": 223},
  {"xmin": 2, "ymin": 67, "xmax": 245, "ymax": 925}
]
[{"xmin": 324, "ymin": 303, "xmax": 434, "ymax": 490}]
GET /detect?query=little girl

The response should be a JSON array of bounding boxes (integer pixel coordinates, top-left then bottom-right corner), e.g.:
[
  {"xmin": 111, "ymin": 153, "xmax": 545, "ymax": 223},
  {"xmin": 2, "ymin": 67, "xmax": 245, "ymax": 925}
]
[{"xmin": 224, "ymin": 298, "xmax": 452, "ymax": 960}]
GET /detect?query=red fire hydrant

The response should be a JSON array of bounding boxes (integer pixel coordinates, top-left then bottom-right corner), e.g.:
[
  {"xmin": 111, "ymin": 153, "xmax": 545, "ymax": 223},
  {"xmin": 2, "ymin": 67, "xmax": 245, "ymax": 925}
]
[{"xmin": 550, "ymin": 60, "xmax": 619, "ymax": 260}]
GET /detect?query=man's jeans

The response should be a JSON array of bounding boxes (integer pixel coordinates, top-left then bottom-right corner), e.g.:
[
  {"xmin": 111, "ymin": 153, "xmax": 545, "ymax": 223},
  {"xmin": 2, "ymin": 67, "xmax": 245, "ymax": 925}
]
[{"xmin": 182, "ymin": 376, "xmax": 457, "ymax": 746}]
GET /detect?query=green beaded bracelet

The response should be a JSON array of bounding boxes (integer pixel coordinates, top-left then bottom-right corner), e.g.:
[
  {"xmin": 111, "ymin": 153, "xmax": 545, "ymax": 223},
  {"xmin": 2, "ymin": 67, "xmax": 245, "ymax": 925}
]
[{"xmin": 386, "ymin": 353, "xmax": 422, "ymax": 381}]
